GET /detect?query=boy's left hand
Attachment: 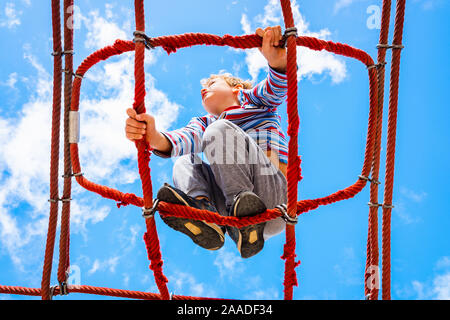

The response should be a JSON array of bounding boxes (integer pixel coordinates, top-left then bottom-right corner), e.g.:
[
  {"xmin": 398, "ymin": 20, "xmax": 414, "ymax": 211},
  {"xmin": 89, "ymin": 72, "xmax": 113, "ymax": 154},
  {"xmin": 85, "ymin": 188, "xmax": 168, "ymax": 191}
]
[{"xmin": 256, "ymin": 26, "xmax": 287, "ymax": 73}]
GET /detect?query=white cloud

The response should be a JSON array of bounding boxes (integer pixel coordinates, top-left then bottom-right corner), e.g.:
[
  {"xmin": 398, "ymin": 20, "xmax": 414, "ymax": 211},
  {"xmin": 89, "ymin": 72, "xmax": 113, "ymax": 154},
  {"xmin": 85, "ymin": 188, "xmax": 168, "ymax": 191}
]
[
  {"xmin": 239, "ymin": 0, "xmax": 347, "ymax": 84},
  {"xmin": 168, "ymin": 270, "xmax": 217, "ymax": 298},
  {"xmin": 213, "ymin": 248, "xmax": 245, "ymax": 280},
  {"xmin": 0, "ymin": 50, "xmax": 115, "ymax": 269},
  {"xmin": 122, "ymin": 273, "xmax": 130, "ymax": 287},
  {"xmin": 226, "ymin": 1, "xmax": 239, "ymax": 11},
  {"xmin": 88, "ymin": 256, "xmax": 120, "ymax": 275},
  {"xmin": 401, "ymin": 256, "xmax": 450, "ymax": 300},
  {"xmin": 333, "ymin": 0, "xmax": 365, "ymax": 14},
  {"xmin": 113, "ymin": 222, "xmax": 142, "ymax": 253},
  {"xmin": 0, "ymin": 73, "xmax": 18, "ymax": 89},
  {"xmin": 400, "ymin": 187, "xmax": 428, "ymax": 203},
  {"xmin": 88, "ymin": 259, "xmax": 101, "ymax": 275},
  {"xmin": 0, "ymin": 2, "xmax": 21, "ymax": 29},
  {"xmin": 436, "ymin": 257, "xmax": 450, "ymax": 269},
  {"xmin": 246, "ymin": 288, "xmax": 280, "ymax": 300},
  {"xmin": 0, "ymin": 6, "xmax": 181, "ymax": 271},
  {"xmin": 333, "ymin": 247, "xmax": 364, "ymax": 286},
  {"xmin": 413, "ymin": 0, "xmax": 445, "ymax": 11},
  {"xmin": 242, "ymin": 275, "xmax": 281, "ymax": 299},
  {"xmin": 432, "ymin": 273, "xmax": 450, "ymax": 299},
  {"xmin": 394, "ymin": 187, "xmax": 427, "ymax": 225},
  {"xmin": 394, "ymin": 200, "xmax": 421, "ymax": 224},
  {"xmin": 83, "ymin": 9, "xmax": 129, "ymax": 50}
]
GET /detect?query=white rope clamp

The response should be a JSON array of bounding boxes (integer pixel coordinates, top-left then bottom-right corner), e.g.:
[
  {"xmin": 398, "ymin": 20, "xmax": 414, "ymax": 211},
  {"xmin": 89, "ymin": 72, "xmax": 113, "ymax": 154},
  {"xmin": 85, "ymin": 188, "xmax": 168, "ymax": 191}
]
[
  {"xmin": 359, "ymin": 175, "xmax": 381, "ymax": 185},
  {"xmin": 367, "ymin": 61, "xmax": 387, "ymax": 71},
  {"xmin": 62, "ymin": 172, "xmax": 84, "ymax": 178},
  {"xmin": 60, "ymin": 270, "xmax": 70, "ymax": 296},
  {"xmin": 368, "ymin": 202, "xmax": 395, "ymax": 209},
  {"xmin": 280, "ymin": 27, "xmax": 298, "ymax": 49},
  {"xmin": 48, "ymin": 197, "xmax": 72, "ymax": 203},
  {"xmin": 69, "ymin": 111, "xmax": 80, "ymax": 144},
  {"xmin": 377, "ymin": 43, "xmax": 405, "ymax": 50},
  {"xmin": 63, "ymin": 69, "xmax": 83, "ymax": 79},
  {"xmin": 59, "ymin": 281, "xmax": 69, "ymax": 296},
  {"xmin": 142, "ymin": 199, "xmax": 160, "ymax": 219},
  {"xmin": 276, "ymin": 204, "xmax": 298, "ymax": 225},
  {"xmin": 367, "ymin": 202, "xmax": 382, "ymax": 208},
  {"xmin": 51, "ymin": 50, "xmax": 75, "ymax": 56},
  {"xmin": 49, "ymin": 285, "xmax": 58, "ymax": 300},
  {"xmin": 133, "ymin": 30, "xmax": 155, "ymax": 50}
]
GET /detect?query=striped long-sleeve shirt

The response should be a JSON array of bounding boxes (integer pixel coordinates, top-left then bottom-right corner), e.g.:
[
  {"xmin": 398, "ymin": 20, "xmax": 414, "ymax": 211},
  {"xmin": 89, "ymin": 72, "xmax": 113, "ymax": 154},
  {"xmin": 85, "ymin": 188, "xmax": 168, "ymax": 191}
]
[{"xmin": 154, "ymin": 64, "xmax": 290, "ymax": 164}]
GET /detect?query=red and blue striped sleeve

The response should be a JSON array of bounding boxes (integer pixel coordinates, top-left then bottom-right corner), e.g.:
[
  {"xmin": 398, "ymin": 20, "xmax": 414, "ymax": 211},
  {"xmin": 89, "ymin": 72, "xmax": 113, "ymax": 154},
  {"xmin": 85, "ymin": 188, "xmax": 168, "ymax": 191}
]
[
  {"xmin": 154, "ymin": 116, "xmax": 210, "ymax": 158},
  {"xmin": 239, "ymin": 64, "xmax": 289, "ymax": 109}
]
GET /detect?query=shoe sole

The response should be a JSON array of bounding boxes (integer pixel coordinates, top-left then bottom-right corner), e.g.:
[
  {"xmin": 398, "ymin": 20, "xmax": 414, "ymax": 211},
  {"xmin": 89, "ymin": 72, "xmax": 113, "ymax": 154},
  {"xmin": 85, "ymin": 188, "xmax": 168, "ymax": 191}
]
[
  {"xmin": 157, "ymin": 185, "xmax": 225, "ymax": 251},
  {"xmin": 232, "ymin": 192, "xmax": 267, "ymax": 259}
]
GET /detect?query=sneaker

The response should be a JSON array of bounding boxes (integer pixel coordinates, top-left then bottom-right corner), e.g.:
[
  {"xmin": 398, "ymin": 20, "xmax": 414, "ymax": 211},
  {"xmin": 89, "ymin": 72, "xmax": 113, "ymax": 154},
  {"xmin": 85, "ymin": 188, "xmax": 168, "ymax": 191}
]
[
  {"xmin": 157, "ymin": 183, "xmax": 225, "ymax": 251},
  {"xmin": 226, "ymin": 191, "xmax": 267, "ymax": 259}
]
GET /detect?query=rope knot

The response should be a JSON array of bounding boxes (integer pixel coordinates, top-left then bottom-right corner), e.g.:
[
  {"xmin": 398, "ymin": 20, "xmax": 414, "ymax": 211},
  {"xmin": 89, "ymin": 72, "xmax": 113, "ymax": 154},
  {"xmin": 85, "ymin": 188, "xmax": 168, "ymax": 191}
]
[
  {"xmin": 281, "ymin": 242, "xmax": 301, "ymax": 290},
  {"xmin": 297, "ymin": 155, "xmax": 303, "ymax": 182},
  {"xmin": 116, "ymin": 193, "xmax": 140, "ymax": 209},
  {"xmin": 281, "ymin": 242, "xmax": 296, "ymax": 261}
]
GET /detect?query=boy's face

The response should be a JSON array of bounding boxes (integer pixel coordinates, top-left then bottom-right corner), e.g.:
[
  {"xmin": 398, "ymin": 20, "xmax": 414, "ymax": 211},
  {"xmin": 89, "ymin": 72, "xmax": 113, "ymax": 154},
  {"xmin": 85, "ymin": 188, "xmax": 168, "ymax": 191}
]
[{"xmin": 201, "ymin": 77, "xmax": 242, "ymax": 116}]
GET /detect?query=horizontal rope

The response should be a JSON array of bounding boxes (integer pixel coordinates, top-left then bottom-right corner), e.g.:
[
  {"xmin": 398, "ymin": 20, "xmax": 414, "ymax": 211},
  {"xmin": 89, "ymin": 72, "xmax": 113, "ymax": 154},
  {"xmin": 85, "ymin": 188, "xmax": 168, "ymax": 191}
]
[
  {"xmin": 0, "ymin": 0, "xmax": 404, "ymax": 303},
  {"xmin": 0, "ymin": 284, "xmax": 223, "ymax": 300},
  {"xmin": 68, "ymin": 32, "xmax": 377, "ymax": 225}
]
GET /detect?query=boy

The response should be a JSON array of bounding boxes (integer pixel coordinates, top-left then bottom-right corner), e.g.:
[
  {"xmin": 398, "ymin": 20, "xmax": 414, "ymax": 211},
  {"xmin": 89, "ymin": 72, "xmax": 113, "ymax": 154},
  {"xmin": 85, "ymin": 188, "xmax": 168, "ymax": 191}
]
[{"xmin": 125, "ymin": 26, "xmax": 290, "ymax": 258}]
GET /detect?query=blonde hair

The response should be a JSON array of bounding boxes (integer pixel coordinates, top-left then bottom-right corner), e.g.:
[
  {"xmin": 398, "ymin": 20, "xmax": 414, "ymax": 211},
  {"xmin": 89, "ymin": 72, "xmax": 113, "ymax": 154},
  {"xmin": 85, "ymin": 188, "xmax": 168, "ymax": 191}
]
[{"xmin": 200, "ymin": 71, "xmax": 253, "ymax": 90}]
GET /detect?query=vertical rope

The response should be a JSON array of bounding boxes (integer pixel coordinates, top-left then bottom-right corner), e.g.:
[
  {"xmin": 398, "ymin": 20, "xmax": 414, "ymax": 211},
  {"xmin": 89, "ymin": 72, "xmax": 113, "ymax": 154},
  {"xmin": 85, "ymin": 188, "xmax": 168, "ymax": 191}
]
[
  {"xmin": 364, "ymin": 0, "xmax": 392, "ymax": 300},
  {"xmin": 41, "ymin": 0, "xmax": 63, "ymax": 300},
  {"xmin": 133, "ymin": 0, "xmax": 170, "ymax": 300},
  {"xmin": 382, "ymin": 0, "xmax": 406, "ymax": 301},
  {"xmin": 58, "ymin": 0, "xmax": 75, "ymax": 289},
  {"xmin": 30, "ymin": 0, "xmax": 407, "ymax": 301},
  {"xmin": 280, "ymin": 0, "xmax": 300, "ymax": 300}
]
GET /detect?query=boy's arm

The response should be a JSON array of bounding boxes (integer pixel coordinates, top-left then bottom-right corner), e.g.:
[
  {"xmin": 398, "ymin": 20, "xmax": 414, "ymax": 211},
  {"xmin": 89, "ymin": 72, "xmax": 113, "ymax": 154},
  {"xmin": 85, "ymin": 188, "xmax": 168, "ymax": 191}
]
[
  {"xmin": 239, "ymin": 64, "xmax": 291, "ymax": 109},
  {"xmin": 153, "ymin": 116, "xmax": 209, "ymax": 158}
]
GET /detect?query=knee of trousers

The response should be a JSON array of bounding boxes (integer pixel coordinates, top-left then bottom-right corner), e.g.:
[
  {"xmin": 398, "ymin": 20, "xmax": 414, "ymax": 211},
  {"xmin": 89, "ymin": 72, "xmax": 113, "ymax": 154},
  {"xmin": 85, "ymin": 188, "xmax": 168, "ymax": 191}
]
[
  {"xmin": 202, "ymin": 119, "xmax": 244, "ymax": 152},
  {"xmin": 172, "ymin": 155, "xmax": 193, "ymax": 180}
]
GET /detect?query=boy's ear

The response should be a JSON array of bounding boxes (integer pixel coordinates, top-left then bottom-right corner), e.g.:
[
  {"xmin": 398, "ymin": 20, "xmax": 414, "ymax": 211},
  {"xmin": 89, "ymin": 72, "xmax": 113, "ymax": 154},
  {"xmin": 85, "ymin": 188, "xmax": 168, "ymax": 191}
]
[{"xmin": 232, "ymin": 84, "xmax": 243, "ymax": 94}]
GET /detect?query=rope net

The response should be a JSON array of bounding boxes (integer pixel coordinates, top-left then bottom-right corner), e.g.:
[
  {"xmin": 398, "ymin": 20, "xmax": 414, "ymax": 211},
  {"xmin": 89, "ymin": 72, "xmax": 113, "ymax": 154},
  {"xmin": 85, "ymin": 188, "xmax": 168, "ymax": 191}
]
[{"xmin": 0, "ymin": 0, "xmax": 406, "ymax": 300}]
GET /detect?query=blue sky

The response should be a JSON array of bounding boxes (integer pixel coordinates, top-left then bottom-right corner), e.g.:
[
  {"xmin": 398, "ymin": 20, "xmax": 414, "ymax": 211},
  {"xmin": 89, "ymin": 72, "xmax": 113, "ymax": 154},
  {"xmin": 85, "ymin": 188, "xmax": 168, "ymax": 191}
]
[{"xmin": 0, "ymin": 0, "xmax": 449, "ymax": 300}]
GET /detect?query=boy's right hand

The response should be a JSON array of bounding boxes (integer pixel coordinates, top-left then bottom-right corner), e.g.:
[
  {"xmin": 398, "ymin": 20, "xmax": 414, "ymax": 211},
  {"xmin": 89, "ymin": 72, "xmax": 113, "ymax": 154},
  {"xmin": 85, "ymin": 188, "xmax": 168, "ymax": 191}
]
[{"xmin": 125, "ymin": 108, "xmax": 156, "ymax": 145}]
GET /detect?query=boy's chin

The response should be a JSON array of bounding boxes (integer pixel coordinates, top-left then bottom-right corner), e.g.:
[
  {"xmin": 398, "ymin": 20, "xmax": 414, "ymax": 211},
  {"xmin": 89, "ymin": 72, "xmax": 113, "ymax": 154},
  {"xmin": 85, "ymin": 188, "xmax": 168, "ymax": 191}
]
[{"xmin": 204, "ymin": 106, "xmax": 221, "ymax": 116}]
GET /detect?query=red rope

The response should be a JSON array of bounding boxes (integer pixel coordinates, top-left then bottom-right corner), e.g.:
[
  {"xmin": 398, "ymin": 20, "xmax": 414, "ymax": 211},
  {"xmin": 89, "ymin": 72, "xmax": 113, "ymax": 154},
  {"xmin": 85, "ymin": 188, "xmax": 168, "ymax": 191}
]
[
  {"xmin": 0, "ymin": 285, "xmax": 222, "ymax": 300},
  {"xmin": 57, "ymin": 0, "xmax": 75, "ymax": 290},
  {"xmin": 279, "ymin": 0, "xmax": 300, "ymax": 300},
  {"xmin": 132, "ymin": 0, "xmax": 170, "ymax": 300},
  {"xmin": 0, "ymin": 0, "xmax": 407, "ymax": 301},
  {"xmin": 68, "ymin": 33, "xmax": 379, "ymax": 220},
  {"xmin": 66, "ymin": 27, "xmax": 379, "ymax": 301},
  {"xmin": 381, "ymin": 0, "xmax": 406, "ymax": 300},
  {"xmin": 364, "ymin": 0, "xmax": 392, "ymax": 301},
  {"xmin": 40, "ymin": 0, "xmax": 64, "ymax": 301}
]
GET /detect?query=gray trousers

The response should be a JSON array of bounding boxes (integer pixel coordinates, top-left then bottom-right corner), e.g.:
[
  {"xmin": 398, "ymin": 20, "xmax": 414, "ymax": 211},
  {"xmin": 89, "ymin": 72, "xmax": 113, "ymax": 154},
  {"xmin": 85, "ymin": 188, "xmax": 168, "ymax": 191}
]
[{"xmin": 172, "ymin": 119, "xmax": 287, "ymax": 240}]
